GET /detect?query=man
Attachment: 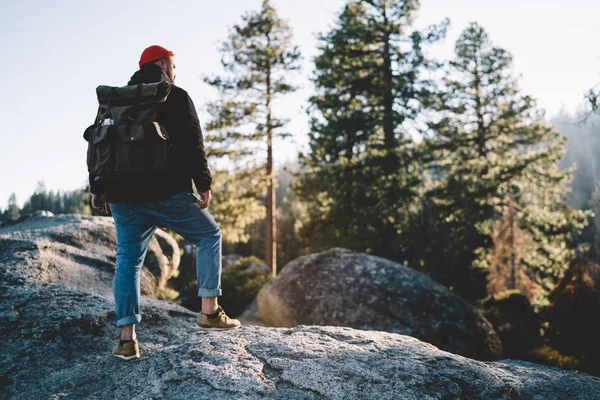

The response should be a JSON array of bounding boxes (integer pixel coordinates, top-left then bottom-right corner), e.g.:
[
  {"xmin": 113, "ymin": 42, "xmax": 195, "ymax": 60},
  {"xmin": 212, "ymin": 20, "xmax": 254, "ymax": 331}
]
[{"xmin": 90, "ymin": 45, "xmax": 241, "ymax": 361}]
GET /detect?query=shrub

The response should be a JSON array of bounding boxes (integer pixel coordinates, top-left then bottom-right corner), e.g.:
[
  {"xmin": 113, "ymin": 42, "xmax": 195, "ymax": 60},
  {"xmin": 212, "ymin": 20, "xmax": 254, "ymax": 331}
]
[
  {"xmin": 548, "ymin": 256, "xmax": 600, "ymax": 375},
  {"xmin": 177, "ymin": 281, "xmax": 201, "ymax": 312},
  {"xmin": 173, "ymin": 255, "xmax": 271, "ymax": 317},
  {"xmin": 480, "ymin": 290, "xmax": 541, "ymax": 358},
  {"xmin": 526, "ymin": 344, "xmax": 582, "ymax": 371},
  {"xmin": 220, "ymin": 256, "xmax": 271, "ymax": 317}
]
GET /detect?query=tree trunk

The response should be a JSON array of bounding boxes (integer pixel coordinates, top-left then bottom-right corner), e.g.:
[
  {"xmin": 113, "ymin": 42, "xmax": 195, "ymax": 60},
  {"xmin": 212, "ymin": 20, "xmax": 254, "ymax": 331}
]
[
  {"xmin": 379, "ymin": 7, "xmax": 399, "ymax": 259},
  {"xmin": 473, "ymin": 62, "xmax": 487, "ymax": 159},
  {"xmin": 382, "ymin": 10, "xmax": 397, "ymax": 170},
  {"xmin": 266, "ymin": 131, "xmax": 276, "ymax": 277},
  {"xmin": 265, "ymin": 38, "xmax": 277, "ymax": 277},
  {"xmin": 508, "ymin": 202, "xmax": 517, "ymax": 290}
]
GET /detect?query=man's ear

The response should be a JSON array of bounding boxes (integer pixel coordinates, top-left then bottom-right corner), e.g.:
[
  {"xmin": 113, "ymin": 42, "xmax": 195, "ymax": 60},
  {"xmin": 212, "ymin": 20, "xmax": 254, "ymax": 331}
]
[{"xmin": 154, "ymin": 59, "xmax": 165, "ymax": 69}]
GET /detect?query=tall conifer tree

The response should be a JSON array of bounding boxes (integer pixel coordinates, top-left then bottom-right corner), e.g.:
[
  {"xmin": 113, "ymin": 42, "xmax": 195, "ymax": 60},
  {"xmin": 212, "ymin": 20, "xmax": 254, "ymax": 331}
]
[
  {"xmin": 424, "ymin": 23, "xmax": 587, "ymax": 301},
  {"xmin": 297, "ymin": 0, "xmax": 447, "ymax": 260},
  {"xmin": 205, "ymin": 0, "xmax": 301, "ymax": 276}
]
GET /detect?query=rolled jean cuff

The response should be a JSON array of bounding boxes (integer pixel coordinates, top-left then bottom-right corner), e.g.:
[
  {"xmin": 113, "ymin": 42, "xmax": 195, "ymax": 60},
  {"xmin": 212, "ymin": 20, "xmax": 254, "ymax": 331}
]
[
  {"xmin": 198, "ymin": 288, "xmax": 222, "ymax": 297},
  {"xmin": 116, "ymin": 314, "xmax": 142, "ymax": 327}
]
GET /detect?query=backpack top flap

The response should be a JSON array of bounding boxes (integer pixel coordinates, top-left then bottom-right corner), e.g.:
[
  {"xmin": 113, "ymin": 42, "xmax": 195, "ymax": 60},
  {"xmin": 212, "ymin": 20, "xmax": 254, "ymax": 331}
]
[{"xmin": 95, "ymin": 80, "xmax": 171, "ymax": 107}]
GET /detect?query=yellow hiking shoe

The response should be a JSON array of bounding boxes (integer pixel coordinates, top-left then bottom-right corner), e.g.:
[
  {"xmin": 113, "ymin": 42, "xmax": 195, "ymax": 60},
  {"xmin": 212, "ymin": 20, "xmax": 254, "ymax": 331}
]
[
  {"xmin": 113, "ymin": 339, "xmax": 140, "ymax": 360},
  {"xmin": 197, "ymin": 306, "xmax": 241, "ymax": 330}
]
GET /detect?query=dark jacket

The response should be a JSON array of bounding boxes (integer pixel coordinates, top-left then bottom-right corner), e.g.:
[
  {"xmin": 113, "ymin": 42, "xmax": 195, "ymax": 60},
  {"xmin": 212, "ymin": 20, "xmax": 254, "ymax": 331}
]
[{"xmin": 90, "ymin": 63, "xmax": 212, "ymax": 202}]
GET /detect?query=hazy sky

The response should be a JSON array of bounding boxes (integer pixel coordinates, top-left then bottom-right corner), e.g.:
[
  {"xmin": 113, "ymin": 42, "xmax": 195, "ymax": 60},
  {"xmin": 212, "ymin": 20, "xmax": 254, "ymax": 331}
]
[{"xmin": 0, "ymin": 0, "xmax": 598, "ymax": 209}]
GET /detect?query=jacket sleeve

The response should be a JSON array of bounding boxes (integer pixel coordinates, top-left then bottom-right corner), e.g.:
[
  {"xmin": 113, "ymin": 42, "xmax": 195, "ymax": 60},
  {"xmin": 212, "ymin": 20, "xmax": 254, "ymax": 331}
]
[
  {"xmin": 176, "ymin": 91, "xmax": 212, "ymax": 193},
  {"xmin": 89, "ymin": 173, "xmax": 104, "ymax": 195}
]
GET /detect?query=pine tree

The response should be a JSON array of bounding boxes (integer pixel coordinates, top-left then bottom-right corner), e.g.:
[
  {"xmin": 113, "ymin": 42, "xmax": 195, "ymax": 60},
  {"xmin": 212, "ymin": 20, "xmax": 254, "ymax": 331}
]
[
  {"xmin": 209, "ymin": 168, "xmax": 266, "ymax": 244},
  {"xmin": 204, "ymin": 0, "xmax": 301, "ymax": 276},
  {"xmin": 5, "ymin": 193, "xmax": 20, "ymax": 220},
  {"xmin": 486, "ymin": 200, "xmax": 539, "ymax": 301},
  {"xmin": 22, "ymin": 181, "xmax": 47, "ymax": 214},
  {"xmin": 297, "ymin": 0, "xmax": 447, "ymax": 260},
  {"xmin": 63, "ymin": 189, "xmax": 92, "ymax": 215},
  {"xmin": 424, "ymin": 22, "xmax": 588, "ymax": 301}
]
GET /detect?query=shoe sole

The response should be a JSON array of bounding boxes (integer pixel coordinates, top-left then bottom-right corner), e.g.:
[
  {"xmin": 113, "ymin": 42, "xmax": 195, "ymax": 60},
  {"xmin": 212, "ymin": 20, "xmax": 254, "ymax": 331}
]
[
  {"xmin": 197, "ymin": 325, "xmax": 241, "ymax": 331},
  {"xmin": 113, "ymin": 354, "xmax": 140, "ymax": 360}
]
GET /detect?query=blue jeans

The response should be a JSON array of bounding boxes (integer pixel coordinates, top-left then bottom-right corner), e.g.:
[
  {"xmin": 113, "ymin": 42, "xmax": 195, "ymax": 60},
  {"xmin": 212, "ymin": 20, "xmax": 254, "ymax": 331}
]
[{"xmin": 108, "ymin": 192, "xmax": 222, "ymax": 327}]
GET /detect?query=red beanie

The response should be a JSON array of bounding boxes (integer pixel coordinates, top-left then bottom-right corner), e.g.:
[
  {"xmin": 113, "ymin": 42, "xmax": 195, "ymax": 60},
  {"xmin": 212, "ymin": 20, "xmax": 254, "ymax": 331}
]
[{"xmin": 138, "ymin": 45, "xmax": 175, "ymax": 68}]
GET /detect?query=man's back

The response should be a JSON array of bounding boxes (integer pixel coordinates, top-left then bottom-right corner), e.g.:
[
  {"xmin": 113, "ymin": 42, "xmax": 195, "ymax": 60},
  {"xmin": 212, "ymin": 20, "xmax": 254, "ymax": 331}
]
[{"xmin": 90, "ymin": 63, "xmax": 212, "ymax": 203}]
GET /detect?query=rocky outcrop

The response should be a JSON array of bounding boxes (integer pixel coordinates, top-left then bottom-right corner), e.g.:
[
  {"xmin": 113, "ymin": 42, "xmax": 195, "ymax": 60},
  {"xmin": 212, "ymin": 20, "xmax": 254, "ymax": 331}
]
[
  {"xmin": 141, "ymin": 228, "xmax": 180, "ymax": 296},
  {"xmin": 2, "ymin": 282, "xmax": 599, "ymax": 400},
  {"xmin": 0, "ymin": 213, "xmax": 179, "ymax": 298},
  {"xmin": 2, "ymin": 216, "xmax": 599, "ymax": 399},
  {"xmin": 258, "ymin": 247, "xmax": 503, "ymax": 360}
]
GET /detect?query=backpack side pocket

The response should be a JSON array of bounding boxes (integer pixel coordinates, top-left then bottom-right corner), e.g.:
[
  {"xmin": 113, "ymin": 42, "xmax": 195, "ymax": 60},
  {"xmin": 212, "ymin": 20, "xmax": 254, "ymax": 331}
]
[{"xmin": 85, "ymin": 124, "xmax": 115, "ymax": 176}]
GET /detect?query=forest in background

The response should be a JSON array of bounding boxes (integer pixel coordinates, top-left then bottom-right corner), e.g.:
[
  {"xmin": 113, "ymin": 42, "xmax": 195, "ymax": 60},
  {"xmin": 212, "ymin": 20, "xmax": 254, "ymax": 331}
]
[{"xmin": 2, "ymin": 0, "xmax": 600, "ymax": 375}]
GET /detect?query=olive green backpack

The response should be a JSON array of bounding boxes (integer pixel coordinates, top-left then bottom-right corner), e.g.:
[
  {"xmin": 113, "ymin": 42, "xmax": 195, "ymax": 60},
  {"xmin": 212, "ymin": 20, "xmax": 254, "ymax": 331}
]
[{"xmin": 83, "ymin": 80, "xmax": 173, "ymax": 182}]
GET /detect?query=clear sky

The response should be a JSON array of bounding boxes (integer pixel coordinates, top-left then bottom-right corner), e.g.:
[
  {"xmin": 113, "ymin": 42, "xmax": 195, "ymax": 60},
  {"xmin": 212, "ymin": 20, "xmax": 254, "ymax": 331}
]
[{"xmin": 0, "ymin": 0, "xmax": 598, "ymax": 209}]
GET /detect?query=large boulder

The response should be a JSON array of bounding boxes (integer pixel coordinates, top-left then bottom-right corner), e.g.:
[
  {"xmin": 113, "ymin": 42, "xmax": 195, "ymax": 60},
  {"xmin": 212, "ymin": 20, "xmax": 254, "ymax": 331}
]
[
  {"xmin": 258, "ymin": 247, "xmax": 502, "ymax": 360},
  {"xmin": 238, "ymin": 297, "xmax": 264, "ymax": 326},
  {"xmin": 140, "ymin": 228, "xmax": 180, "ymax": 296},
  {"xmin": 2, "ymin": 219, "xmax": 599, "ymax": 399},
  {"xmin": 0, "ymin": 213, "xmax": 179, "ymax": 298}
]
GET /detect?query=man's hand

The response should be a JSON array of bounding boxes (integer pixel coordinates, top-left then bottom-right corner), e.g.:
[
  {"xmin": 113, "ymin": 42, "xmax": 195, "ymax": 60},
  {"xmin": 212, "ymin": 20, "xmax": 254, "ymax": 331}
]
[
  {"xmin": 91, "ymin": 193, "xmax": 110, "ymax": 215},
  {"xmin": 196, "ymin": 190, "xmax": 212, "ymax": 209}
]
